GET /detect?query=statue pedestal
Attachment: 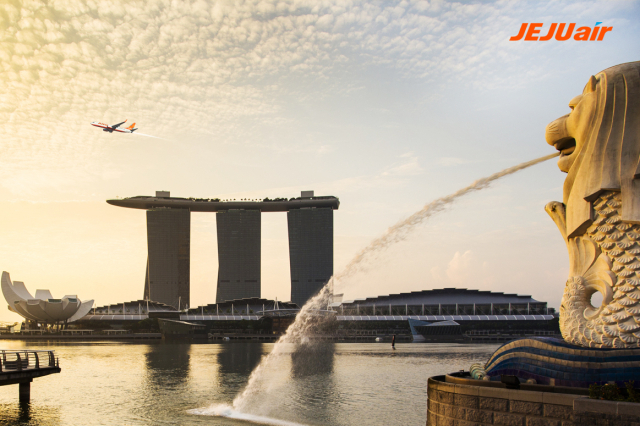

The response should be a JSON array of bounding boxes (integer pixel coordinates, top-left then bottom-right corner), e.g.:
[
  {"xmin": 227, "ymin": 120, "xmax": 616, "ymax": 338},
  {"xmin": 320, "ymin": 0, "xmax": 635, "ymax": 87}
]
[{"xmin": 426, "ymin": 374, "xmax": 640, "ymax": 426}]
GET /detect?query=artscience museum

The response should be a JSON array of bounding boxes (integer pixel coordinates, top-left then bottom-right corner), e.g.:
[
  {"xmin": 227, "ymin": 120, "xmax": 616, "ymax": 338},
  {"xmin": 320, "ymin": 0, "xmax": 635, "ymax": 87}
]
[{"xmin": 1, "ymin": 271, "xmax": 94, "ymax": 325}]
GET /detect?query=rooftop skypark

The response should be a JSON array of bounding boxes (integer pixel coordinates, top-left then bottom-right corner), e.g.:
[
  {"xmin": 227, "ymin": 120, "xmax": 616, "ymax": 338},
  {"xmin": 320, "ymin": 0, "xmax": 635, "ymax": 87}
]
[{"xmin": 107, "ymin": 190, "xmax": 340, "ymax": 212}]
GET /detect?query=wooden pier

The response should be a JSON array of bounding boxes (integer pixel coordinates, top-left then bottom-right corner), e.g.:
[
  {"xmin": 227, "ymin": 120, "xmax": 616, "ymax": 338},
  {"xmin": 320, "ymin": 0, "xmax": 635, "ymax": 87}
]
[{"xmin": 0, "ymin": 350, "xmax": 61, "ymax": 402}]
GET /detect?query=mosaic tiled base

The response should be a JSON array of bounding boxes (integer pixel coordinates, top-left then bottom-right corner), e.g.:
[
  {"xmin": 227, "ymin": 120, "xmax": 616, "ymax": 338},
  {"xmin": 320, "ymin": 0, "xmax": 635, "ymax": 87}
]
[{"xmin": 484, "ymin": 337, "xmax": 640, "ymax": 387}]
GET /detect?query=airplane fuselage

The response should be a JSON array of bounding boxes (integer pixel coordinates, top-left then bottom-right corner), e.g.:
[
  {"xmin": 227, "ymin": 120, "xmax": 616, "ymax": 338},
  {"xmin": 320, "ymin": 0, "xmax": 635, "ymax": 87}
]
[{"xmin": 90, "ymin": 121, "xmax": 136, "ymax": 133}]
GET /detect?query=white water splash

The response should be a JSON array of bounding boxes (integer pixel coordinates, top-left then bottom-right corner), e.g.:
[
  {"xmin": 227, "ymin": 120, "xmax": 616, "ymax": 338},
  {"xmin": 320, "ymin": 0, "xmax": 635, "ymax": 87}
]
[
  {"xmin": 336, "ymin": 152, "xmax": 560, "ymax": 280},
  {"xmin": 214, "ymin": 152, "xmax": 560, "ymax": 417},
  {"xmin": 189, "ymin": 404, "xmax": 309, "ymax": 425}
]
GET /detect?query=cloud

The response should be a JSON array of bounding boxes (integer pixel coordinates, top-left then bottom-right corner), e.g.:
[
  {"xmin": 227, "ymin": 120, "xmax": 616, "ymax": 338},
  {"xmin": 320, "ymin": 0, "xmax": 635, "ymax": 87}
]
[
  {"xmin": 381, "ymin": 153, "xmax": 423, "ymax": 177},
  {"xmin": 215, "ymin": 151, "xmax": 425, "ymax": 200},
  {"xmin": 0, "ymin": 0, "xmax": 627, "ymax": 198},
  {"xmin": 430, "ymin": 250, "xmax": 493, "ymax": 287},
  {"xmin": 445, "ymin": 250, "xmax": 476, "ymax": 284}
]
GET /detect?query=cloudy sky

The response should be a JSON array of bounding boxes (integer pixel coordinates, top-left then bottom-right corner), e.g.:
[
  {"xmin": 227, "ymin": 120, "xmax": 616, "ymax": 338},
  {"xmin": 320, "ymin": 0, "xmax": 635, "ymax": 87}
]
[{"xmin": 1, "ymin": 0, "xmax": 639, "ymax": 322}]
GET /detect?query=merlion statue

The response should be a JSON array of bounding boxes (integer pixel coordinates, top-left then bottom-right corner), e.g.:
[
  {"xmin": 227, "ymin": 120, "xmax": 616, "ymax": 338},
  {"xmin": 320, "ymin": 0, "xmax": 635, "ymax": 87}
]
[{"xmin": 545, "ymin": 61, "xmax": 640, "ymax": 348}]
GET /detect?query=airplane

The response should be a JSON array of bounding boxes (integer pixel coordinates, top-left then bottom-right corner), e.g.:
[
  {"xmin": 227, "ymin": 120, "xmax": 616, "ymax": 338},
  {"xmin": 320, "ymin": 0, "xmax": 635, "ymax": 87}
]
[{"xmin": 90, "ymin": 120, "xmax": 138, "ymax": 133}]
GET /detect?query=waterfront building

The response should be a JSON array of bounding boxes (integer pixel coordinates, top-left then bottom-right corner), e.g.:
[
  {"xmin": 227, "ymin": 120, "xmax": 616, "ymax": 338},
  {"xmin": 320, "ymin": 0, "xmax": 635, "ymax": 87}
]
[
  {"xmin": 145, "ymin": 208, "xmax": 190, "ymax": 310},
  {"xmin": 331, "ymin": 288, "xmax": 558, "ymax": 341},
  {"xmin": 75, "ymin": 288, "xmax": 557, "ymax": 343},
  {"xmin": 79, "ymin": 298, "xmax": 298, "ymax": 332},
  {"xmin": 333, "ymin": 287, "xmax": 553, "ymax": 317},
  {"xmin": 86, "ymin": 300, "xmax": 178, "ymax": 320},
  {"xmin": 1, "ymin": 271, "xmax": 94, "ymax": 325},
  {"xmin": 216, "ymin": 209, "xmax": 261, "ymax": 303}
]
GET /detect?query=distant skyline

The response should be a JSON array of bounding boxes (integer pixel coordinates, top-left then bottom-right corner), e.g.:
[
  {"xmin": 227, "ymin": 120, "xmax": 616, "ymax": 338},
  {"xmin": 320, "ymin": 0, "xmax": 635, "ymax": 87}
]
[{"xmin": 1, "ymin": 0, "xmax": 639, "ymax": 322}]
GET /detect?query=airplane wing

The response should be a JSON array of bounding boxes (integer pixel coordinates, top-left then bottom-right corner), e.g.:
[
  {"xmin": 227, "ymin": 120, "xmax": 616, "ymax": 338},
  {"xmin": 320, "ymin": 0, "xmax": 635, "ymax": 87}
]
[{"xmin": 111, "ymin": 120, "xmax": 127, "ymax": 129}]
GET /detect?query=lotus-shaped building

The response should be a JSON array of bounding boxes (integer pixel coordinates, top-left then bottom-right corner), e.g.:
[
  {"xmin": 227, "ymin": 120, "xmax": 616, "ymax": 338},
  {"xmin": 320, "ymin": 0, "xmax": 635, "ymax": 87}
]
[{"xmin": 2, "ymin": 271, "xmax": 94, "ymax": 324}]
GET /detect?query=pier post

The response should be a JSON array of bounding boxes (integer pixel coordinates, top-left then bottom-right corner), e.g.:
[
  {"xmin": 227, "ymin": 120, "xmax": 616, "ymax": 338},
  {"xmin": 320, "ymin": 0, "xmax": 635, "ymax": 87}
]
[{"xmin": 19, "ymin": 380, "xmax": 31, "ymax": 403}]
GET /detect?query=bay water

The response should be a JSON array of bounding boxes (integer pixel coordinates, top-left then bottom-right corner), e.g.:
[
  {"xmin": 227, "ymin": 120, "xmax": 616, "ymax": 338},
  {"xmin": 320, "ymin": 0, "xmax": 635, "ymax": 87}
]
[{"xmin": 0, "ymin": 341, "xmax": 497, "ymax": 425}]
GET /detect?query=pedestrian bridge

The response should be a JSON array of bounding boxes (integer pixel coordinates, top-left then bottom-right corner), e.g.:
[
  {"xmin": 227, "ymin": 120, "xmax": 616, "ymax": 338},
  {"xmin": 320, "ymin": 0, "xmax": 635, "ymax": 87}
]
[{"xmin": 0, "ymin": 349, "xmax": 61, "ymax": 402}]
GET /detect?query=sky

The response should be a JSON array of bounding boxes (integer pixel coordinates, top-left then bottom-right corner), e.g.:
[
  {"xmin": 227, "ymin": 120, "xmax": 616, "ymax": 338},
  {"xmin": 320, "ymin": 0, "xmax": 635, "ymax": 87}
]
[{"xmin": 1, "ymin": 0, "xmax": 639, "ymax": 323}]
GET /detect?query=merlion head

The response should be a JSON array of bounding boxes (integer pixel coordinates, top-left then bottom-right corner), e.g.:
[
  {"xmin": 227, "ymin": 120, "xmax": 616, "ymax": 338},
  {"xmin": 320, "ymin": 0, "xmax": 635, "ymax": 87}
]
[{"xmin": 546, "ymin": 61, "xmax": 640, "ymax": 238}]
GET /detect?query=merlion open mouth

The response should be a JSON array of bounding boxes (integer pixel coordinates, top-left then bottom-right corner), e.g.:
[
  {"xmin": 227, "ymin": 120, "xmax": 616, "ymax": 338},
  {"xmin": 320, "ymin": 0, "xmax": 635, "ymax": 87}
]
[{"xmin": 554, "ymin": 138, "xmax": 576, "ymax": 157}]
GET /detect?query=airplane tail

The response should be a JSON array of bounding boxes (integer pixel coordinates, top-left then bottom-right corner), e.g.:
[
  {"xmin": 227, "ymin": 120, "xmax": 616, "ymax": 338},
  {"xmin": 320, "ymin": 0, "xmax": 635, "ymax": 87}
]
[{"xmin": 127, "ymin": 122, "xmax": 136, "ymax": 130}]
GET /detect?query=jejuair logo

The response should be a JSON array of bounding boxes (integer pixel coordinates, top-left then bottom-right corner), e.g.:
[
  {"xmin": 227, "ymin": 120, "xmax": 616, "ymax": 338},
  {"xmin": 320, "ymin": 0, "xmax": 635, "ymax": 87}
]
[{"xmin": 510, "ymin": 22, "xmax": 612, "ymax": 41}]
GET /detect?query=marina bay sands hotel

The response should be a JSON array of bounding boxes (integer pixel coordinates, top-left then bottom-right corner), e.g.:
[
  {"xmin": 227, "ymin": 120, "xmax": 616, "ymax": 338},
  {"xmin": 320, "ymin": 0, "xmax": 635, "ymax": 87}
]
[{"xmin": 107, "ymin": 190, "xmax": 339, "ymax": 310}]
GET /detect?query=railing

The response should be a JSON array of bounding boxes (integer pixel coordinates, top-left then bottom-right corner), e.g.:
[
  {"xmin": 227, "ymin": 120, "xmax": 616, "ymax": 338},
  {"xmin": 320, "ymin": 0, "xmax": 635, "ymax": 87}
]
[
  {"xmin": 0, "ymin": 350, "xmax": 58, "ymax": 372},
  {"xmin": 464, "ymin": 330, "xmax": 557, "ymax": 336}
]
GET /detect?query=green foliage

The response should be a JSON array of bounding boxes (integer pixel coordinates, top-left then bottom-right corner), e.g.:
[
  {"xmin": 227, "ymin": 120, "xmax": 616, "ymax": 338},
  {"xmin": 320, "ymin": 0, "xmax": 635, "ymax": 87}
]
[
  {"xmin": 589, "ymin": 381, "xmax": 640, "ymax": 403},
  {"xmin": 601, "ymin": 383, "xmax": 622, "ymax": 401},
  {"xmin": 626, "ymin": 381, "xmax": 640, "ymax": 403},
  {"xmin": 588, "ymin": 383, "xmax": 602, "ymax": 399}
]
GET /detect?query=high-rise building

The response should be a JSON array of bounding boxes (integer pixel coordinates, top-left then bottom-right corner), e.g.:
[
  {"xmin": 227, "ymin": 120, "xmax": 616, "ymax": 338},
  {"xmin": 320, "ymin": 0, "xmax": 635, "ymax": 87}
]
[
  {"xmin": 216, "ymin": 209, "xmax": 261, "ymax": 303},
  {"xmin": 108, "ymin": 190, "xmax": 339, "ymax": 307},
  {"xmin": 288, "ymin": 207, "xmax": 333, "ymax": 307},
  {"xmin": 145, "ymin": 208, "xmax": 190, "ymax": 309}
]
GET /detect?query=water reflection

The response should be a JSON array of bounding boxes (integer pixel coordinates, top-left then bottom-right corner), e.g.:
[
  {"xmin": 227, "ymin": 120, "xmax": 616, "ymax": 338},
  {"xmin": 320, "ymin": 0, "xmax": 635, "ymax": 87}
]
[
  {"xmin": 138, "ymin": 342, "xmax": 193, "ymax": 423},
  {"xmin": 287, "ymin": 342, "xmax": 339, "ymax": 425},
  {"xmin": 0, "ymin": 342, "xmax": 499, "ymax": 426},
  {"xmin": 216, "ymin": 342, "xmax": 265, "ymax": 396},
  {"xmin": 291, "ymin": 342, "xmax": 335, "ymax": 378},
  {"xmin": 0, "ymin": 403, "xmax": 60, "ymax": 426},
  {"xmin": 217, "ymin": 343, "xmax": 265, "ymax": 376}
]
